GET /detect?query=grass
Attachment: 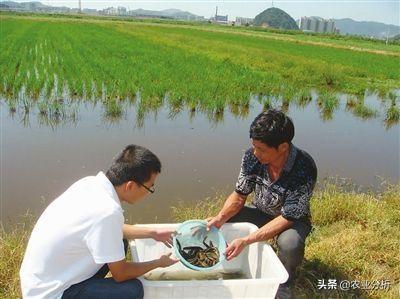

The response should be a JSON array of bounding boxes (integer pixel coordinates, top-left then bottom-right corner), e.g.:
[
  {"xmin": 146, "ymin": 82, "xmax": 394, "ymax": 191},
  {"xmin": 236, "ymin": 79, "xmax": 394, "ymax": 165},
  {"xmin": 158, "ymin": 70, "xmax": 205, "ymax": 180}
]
[
  {"xmin": 172, "ymin": 181, "xmax": 400, "ymax": 298},
  {"xmin": 0, "ymin": 214, "xmax": 33, "ymax": 299},
  {"xmin": 1, "ymin": 181, "xmax": 399, "ymax": 298},
  {"xmin": 1, "ymin": 13, "xmax": 399, "ymax": 126}
]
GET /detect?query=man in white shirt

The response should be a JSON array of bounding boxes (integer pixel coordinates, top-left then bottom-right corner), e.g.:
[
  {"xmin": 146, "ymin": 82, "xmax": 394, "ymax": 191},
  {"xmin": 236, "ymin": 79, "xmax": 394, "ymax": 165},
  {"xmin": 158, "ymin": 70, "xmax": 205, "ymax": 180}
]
[{"xmin": 20, "ymin": 144, "xmax": 179, "ymax": 299}]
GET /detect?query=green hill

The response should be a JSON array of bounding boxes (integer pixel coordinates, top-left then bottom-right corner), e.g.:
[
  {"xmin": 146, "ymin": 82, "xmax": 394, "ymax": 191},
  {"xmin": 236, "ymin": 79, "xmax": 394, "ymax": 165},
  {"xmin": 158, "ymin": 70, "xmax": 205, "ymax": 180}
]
[
  {"xmin": 254, "ymin": 7, "xmax": 299, "ymax": 30},
  {"xmin": 391, "ymin": 34, "xmax": 400, "ymax": 41}
]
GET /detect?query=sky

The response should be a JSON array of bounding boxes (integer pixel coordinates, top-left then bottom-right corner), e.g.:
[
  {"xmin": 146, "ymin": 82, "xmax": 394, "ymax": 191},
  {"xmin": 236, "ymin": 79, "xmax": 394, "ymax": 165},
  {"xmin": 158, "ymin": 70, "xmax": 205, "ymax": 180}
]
[{"xmin": 14, "ymin": 0, "xmax": 400, "ymax": 25}]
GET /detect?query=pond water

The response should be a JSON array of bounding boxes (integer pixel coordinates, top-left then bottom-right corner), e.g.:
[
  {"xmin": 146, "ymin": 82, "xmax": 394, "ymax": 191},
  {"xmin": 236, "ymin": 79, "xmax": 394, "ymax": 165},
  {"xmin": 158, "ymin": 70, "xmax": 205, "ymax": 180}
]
[{"xmin": 1, "ymin": 91, "xmax": 399, "ymax": 225}]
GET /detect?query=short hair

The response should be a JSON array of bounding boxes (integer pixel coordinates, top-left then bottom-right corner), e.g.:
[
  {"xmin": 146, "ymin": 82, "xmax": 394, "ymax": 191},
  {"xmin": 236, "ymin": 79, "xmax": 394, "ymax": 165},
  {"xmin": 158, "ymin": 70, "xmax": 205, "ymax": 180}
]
[
  {"xmin": 106, "ymin": 145, "xmax": 161, "ymax": 186},
  {"xmin": 249, "ymin": 109, "xmax": 295, "ymax": 148}
]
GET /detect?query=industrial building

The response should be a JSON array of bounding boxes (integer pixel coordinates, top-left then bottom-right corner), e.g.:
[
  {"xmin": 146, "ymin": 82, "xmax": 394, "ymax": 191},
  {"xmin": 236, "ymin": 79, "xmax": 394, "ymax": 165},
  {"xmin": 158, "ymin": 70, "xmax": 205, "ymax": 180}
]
[{"xmin": 299, "ymin": 16, "xmax": 336, "ymax": 34}]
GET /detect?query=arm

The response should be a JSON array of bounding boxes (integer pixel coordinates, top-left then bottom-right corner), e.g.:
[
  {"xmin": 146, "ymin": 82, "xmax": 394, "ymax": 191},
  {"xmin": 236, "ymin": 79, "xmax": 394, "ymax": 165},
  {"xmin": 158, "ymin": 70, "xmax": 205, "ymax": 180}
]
[
  {"xmin": 108, "ymin": 254, "xmax": 178, "ymax": 282},
  {"xmin": 123, "ymin": 224, "xmax": 175, "ymax": 247},
  {"xmin": 208, "ymin": 191, "xmax": 247, "ymax": 228},
  {"xmin": 208, "ymin": 149, "xmax": 257, "ymax": 229},
  {"xmin": 225, "ymin": 215, "xmax": 293, "ymax": 261},
  {"xmin": 86, "ymin": 213, "xmax": 178, "ymax": 281},
  {"xmin": 123, "ymin": 224, "xmax": 156, "ymax": 240},
  {"xmin": 243, "ymin": 215, "xmax": 292, "ymax": 244}
]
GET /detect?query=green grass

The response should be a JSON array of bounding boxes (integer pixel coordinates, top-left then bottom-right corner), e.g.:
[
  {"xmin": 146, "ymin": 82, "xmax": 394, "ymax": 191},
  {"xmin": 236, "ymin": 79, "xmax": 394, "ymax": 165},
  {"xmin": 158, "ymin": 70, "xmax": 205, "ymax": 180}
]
[
  {"xmin": 1, "ymin": 13, "xmax": 399, "ymax": 124},
  {"xmin": 0, "ymin": 214, "xmax": 33, "ymax": 299},
  {"xmin": 172, "ymin": 182, "xmax": 400, "ymax": 298}
]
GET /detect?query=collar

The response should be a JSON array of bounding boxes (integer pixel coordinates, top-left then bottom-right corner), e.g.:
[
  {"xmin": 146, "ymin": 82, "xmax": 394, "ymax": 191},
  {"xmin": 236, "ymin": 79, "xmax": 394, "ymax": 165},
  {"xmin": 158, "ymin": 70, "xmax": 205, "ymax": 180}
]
[
  {"xmin": 95, "ymin": 171, "xmax": 122, "ymax": 210},
  {"xmin": 282, "ymin": 144, "xmax": 298, "ymax": 174}
]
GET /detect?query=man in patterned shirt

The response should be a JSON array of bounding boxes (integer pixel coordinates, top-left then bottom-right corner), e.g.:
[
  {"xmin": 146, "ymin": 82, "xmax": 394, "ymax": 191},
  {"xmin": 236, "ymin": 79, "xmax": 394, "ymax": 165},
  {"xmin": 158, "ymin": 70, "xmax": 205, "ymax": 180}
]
[{"xmin": 207, "ymin": 109, "xmax": 317, "ymax": 299}]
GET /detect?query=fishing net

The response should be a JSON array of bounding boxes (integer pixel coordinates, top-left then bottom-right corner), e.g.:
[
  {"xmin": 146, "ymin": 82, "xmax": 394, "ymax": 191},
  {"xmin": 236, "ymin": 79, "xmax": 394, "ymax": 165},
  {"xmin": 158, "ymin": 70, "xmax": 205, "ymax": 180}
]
[{"xmin": 173, "ymin": 220, "xmax": 227, "ymax": 271}]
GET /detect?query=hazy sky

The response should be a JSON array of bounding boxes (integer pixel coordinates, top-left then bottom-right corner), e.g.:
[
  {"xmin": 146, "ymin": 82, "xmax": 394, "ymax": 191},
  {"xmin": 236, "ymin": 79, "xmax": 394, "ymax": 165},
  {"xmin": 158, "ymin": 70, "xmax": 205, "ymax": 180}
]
[{"xmin": 16, "ymin": 0, "xmax": 400, "ymax": 25}]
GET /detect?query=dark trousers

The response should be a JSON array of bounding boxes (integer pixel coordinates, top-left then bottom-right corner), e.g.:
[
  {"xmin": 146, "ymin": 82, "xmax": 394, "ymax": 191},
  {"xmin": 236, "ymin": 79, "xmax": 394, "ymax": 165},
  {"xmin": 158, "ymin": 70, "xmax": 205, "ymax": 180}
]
[
  {"xmin": 62, "ymin": 239, "xmax": 144, "ymax": 299},
  {"xmin": 227, "ymin": 205, "xmax": 312, "ymax": 299}
]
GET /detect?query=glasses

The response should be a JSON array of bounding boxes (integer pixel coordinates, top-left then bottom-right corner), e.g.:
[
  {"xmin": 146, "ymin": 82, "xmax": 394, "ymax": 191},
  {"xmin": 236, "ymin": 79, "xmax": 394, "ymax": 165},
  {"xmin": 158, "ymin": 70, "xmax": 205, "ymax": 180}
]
[{"xmin": 138, "ymin": 182, "xmax": 155, "ymax": 194}]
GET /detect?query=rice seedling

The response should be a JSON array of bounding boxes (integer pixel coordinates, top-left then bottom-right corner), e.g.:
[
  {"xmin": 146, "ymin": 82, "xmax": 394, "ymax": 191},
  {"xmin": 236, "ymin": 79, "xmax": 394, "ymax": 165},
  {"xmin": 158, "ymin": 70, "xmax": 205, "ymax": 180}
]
[
  {"xmin": 228, "ymin": 99, "xmax": 250, "ymax": 119},
  {"xmin": 103, "ymin": 98, "xmax": 124, "ymax": 120},
  {"xmin": 0, "ymin": 13, "xmax": 398, "ymax": 126},
  {"xmin": 18, "ymin": 87, "xmax": 31, "ymax": 114},
  {"xmin": 346, "ymin": 96, "xmax": 378, "ymax": 119},
  {"xmin": 6, "ymin": 100, "xmax": 17, "ymax": 116},
  {"xmin": 295, "ymin": 89, "xmax": 313, "ymax": 108},
  {"xmin": 320, "ymin": 65, "xmax": 339, "ymax": 87},
  {"xmin": 384, "ymin": 99, "xmax": 400, "ymax": 128},
  {"xmin": 316, "ymin": 91, "xmax": 340, "ymax": 121},
  {"xmin": 37, "ymin": 99, "xmax": 48, "ymax": 116}
]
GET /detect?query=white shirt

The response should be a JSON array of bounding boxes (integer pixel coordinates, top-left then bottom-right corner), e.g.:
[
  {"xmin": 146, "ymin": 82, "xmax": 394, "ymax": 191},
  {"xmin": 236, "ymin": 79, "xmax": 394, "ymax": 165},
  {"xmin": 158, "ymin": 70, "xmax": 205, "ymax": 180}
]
[{"xmin": 20, "ymin": 172, "xmax": 125, "ymax": 299}]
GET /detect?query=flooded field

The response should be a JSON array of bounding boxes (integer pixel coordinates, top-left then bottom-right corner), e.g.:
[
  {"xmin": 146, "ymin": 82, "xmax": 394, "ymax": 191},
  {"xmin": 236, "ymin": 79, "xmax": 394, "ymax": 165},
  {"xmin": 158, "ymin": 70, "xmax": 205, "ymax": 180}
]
[{"xmin": 1, "ymin": 91, "xmax": 399, "ymax": 225}]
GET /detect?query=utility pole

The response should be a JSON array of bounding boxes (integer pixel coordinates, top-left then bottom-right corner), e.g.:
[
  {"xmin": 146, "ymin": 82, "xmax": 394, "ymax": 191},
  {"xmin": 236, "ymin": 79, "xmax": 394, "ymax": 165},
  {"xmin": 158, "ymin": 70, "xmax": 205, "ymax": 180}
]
[
  {"xmin": 78, "ymin": 0, "xmax": 81, "ymax": 13},
  {"xmin": 386, "ymin": 28, "xmax": 390, "ymax": 45}
]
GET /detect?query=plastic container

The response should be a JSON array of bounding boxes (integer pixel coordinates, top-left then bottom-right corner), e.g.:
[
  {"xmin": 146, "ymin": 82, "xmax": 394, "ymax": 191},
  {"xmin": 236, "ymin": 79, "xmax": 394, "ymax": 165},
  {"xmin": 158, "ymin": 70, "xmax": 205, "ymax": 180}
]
[
  {"xmin": 173, "ymin": 220, "xmax": 226, "ymax": 271},
  {"xmin": 130, "ymin": 222, "xmax": 289, "ymax": 299}
]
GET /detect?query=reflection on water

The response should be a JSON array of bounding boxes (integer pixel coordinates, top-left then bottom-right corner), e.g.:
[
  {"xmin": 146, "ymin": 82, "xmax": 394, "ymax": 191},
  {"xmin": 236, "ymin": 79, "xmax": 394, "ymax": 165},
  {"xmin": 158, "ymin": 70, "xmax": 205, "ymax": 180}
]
[
  {"xmin": 2, "ymin": 89, "xmax": 399, "ymax": 129},
  {"xmin": 1, "ymin": 89, "xmax": 399, "ymax": 225}
]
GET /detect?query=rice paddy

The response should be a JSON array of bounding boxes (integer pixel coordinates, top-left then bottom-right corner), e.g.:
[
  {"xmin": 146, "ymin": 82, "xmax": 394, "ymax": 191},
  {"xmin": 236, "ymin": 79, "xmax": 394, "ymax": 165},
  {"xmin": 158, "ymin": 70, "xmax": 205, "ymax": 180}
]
[
  {"xmin": 1, "ymin": 12, "xmax": 399, "ymax": 127},
  {"xmin": 1, "ymin": 12, "xmax": 399, "ymax": 299}
]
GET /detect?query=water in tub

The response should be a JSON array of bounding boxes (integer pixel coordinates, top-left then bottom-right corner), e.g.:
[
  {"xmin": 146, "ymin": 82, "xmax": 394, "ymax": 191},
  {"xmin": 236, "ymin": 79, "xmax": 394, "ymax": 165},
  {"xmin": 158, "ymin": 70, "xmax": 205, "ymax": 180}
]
[{"xmin": 144, "ymin": 270, "xmax": 246, "ymax": 281}]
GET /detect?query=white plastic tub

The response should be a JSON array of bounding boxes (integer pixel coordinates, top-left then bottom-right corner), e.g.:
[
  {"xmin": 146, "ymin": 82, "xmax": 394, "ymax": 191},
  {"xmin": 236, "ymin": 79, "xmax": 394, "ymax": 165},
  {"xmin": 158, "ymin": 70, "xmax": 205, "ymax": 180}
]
[{"xmin": 129, "ymin": 222, "xmax": 288, "ymax": 299}]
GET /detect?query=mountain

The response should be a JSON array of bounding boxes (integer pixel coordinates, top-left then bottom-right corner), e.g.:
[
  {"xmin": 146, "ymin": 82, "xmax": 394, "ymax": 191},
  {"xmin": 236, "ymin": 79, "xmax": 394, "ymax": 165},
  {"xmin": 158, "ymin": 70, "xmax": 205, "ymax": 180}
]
[
  {"xmin": 333, "ymin": 18, "xmax": 400, "ymax": 39},
  {"xmin": 390, "ymin": 34, "xmax": 400, "ymax": 41},
  {"xmin": 1, "ymin": 1, "xmax": 48, "ymax": 9},
  {"xmin": 0, "ymin": 2, "xmax": 205, "ymax": 20},
  {"xmin": 254, "ymin": 7, "xmax": 298, "ymax": 30},
  {"xmin": 161, "ymin": 8, "xmax": 202, "ymax": 20},
  {"xmin": 130, "ymin": 8, "xmax": 204, "ymax": 20},
  {"xmin": 0, "ymin": 1, "xmax": 71, "ymax": 12}
]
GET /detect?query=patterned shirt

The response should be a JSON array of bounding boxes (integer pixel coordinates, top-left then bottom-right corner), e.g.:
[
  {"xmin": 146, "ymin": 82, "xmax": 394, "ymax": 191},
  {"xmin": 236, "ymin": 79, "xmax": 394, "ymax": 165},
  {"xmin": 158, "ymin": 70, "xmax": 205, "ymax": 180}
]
[{"xmin": 235, "ymin": 144, "xmax": 317, "ymax": 222}]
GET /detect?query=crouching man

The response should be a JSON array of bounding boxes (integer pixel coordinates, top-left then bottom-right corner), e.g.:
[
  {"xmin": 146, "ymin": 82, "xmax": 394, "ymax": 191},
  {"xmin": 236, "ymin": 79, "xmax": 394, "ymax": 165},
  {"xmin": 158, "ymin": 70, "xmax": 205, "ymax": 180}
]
[
  {"xmin": 207, "ymin": 110, "xmax": 317, "ymax": 299},
  {"xmin": 20, "ymin": 144, "xmax": 179, "ymax": 299}
]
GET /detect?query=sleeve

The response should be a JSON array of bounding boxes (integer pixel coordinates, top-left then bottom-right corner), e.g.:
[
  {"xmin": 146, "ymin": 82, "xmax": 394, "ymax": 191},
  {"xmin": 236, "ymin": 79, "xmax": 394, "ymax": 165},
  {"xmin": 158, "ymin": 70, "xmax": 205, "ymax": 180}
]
[
  {"xmin": 85, "ymin": 212, "xmax": 125, "ymax": 264},
  {"xmin": 235, "ymin": 149, "xmax": 258, "ymax": 196},
  {"xmin": 281, "ymin": 159, "xmax": 317, "ymax": 221}
]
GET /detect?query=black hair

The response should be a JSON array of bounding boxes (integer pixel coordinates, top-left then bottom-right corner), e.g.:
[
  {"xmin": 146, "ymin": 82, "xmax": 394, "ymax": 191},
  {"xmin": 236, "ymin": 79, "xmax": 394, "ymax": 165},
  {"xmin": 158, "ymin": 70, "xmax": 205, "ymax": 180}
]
[
  {"xmin": 106, "ymin": 144, "xmax": 161, "ymax": 186},
  {"xmin": 249, "ymin": 109, "xmax": 295, "ymax": 148}
]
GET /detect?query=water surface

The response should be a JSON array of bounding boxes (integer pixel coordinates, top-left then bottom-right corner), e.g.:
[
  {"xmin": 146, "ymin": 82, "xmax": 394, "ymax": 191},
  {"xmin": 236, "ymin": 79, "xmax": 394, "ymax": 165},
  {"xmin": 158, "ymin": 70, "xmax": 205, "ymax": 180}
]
[{"xmin": 1, "ymin": 92, "xmax": 399, "ymax": 225}]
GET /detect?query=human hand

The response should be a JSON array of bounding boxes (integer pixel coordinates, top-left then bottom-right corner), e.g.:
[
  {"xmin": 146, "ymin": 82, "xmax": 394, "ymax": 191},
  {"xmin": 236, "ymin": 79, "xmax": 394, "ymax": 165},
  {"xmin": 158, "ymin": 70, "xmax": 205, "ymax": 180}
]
[
  {"xmin": 158, "ymin": 252, "xmax": 179, "ymax": 268},
  {"xmin": 224, "ymin": 238, "xmax": 248, "ymax": 261},
  {"xmin": 205, "ymin": 215, "xmax": 225, "ymax": 231},
  {"xmin": 152, "ymin": 228, "xmax": 176, "ymax": 248}
]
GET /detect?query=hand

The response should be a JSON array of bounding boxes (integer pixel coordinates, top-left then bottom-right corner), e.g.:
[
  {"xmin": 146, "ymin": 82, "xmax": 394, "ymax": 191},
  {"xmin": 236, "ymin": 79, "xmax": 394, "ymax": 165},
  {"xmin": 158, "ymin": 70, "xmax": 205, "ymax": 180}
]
[
  {"xmin": 225, "ymin": 238, "xmax": 248, "ymax": 261},
  {"xmin": 206, "ymin": 215, "xmax": 225, "ymax": 231},
  {"xmin": 152, "ymin": 228, "xmax": 175, "ymax": 248},
  {"xmin": 158, "ymin": 252, "xmax": 179, "ymax": 268}
]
